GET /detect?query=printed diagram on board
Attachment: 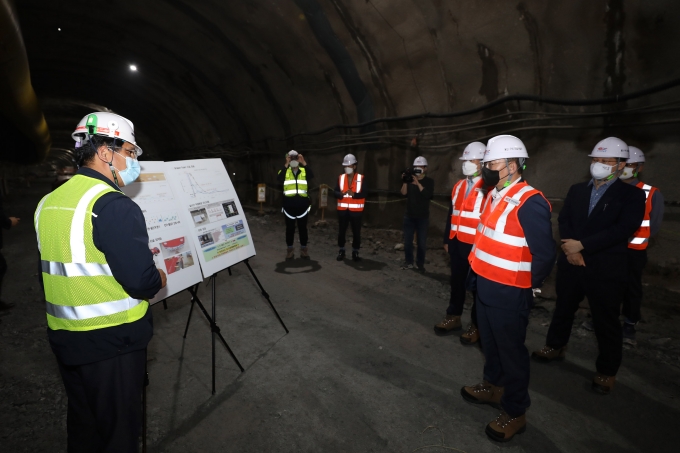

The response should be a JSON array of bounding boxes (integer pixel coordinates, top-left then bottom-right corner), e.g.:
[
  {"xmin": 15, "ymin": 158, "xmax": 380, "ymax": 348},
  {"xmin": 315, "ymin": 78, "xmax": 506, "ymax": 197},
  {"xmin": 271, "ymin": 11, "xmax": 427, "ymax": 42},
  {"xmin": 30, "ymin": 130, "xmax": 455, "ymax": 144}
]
[
  {"xmin": 196, "ymin": 219, "xmax": 249, "ymax": 262},
  {"xmin": 181, "ymin": 169, "xmax": 230, "ymax": 200}
]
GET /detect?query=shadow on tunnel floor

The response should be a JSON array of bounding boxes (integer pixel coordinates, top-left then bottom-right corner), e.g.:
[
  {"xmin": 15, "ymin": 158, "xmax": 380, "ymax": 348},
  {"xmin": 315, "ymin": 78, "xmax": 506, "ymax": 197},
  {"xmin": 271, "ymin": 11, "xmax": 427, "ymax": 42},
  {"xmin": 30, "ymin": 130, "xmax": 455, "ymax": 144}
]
[
  {"xmin": 342, "ymin": 258, "xmax": 387, "ymax": 271},
  {"xmin": 274, "ymin": 259, "xmax": 322, "ymax": 274}
]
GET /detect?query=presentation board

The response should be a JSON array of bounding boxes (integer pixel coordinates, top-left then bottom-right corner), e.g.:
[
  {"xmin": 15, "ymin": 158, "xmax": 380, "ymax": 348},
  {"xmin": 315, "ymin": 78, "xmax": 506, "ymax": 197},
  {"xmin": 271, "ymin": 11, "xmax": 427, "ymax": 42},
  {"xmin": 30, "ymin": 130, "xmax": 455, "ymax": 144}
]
[
  {"xmin": 121, "ymin": 161, "xmax": 203, "ymax": 304},
  {"xmin": 165, "ymin": 159, "xmax": 256, "ymax": 277}
]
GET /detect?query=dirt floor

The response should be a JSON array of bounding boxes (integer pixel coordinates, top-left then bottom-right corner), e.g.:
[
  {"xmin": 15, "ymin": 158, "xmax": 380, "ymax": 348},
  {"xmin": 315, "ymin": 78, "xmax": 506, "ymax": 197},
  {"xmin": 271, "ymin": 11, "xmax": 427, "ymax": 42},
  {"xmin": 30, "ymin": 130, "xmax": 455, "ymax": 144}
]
[{"xmin": 1, "ymin": 178, "xmax": 680, "ymax": 453}]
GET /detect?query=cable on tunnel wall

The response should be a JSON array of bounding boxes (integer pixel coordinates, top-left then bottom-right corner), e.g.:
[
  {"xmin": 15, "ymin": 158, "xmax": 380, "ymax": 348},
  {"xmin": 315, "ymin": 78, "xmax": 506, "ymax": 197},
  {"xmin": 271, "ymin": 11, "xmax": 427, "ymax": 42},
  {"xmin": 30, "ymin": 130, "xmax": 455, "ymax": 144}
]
[{"xmin": 174, "ymin": 76, "xmax": 680, "ymax": 158}]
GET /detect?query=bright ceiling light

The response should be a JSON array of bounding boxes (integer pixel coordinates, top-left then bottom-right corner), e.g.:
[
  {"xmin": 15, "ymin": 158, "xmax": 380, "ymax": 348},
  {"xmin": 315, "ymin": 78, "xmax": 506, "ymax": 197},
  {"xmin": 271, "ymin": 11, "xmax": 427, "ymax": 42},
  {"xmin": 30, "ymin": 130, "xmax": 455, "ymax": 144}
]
[
  {"xmin": 129, "ymin": 65, "xmax": 138, "ymax": 71},
  {"xmin": 57, "ymin": 28, "xmax": 61, "ymax": 31}
]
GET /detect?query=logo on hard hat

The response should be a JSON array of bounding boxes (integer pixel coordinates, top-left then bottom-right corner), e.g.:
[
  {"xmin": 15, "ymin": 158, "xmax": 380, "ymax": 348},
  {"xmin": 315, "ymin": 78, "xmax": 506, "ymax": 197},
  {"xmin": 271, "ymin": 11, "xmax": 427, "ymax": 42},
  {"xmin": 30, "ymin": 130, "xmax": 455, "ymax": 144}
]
[
  {"xmin": 505, "ymin": 147, "xmax": 523, "ymax": 151},
  {"xmin": 598, "ymin": 147, "xmax": 607, "ymax": 152}
]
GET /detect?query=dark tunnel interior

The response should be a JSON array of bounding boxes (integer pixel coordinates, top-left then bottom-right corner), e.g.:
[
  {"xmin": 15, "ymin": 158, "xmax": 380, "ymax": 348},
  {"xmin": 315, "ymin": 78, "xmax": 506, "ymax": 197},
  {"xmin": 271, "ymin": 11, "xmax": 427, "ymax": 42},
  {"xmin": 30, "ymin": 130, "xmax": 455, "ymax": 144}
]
[
  {"xmin": 4, "ymin": 2, "xmax": 680, "ymax": 451},
  {"xmin": 4, "ymin": 0, "xmax": 680, "ymax": 215}
]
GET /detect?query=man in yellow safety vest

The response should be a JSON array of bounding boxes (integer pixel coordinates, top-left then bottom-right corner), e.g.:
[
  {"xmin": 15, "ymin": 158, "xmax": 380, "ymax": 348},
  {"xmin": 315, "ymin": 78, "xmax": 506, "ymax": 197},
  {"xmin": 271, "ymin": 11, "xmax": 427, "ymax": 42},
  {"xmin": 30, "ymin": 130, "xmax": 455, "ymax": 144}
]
[{"xmin": 35, "ymin": 112, "xmax": 166, "ymax": 452}]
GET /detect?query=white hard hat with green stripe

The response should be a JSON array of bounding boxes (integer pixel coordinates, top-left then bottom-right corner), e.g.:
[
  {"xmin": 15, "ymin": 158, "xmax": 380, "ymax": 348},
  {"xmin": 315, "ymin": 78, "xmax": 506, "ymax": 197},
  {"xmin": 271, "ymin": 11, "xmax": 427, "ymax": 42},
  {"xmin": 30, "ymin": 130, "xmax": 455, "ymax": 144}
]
[{"xmin": 72, "ymin": 112, "xmax": 143, "ymax": 156}]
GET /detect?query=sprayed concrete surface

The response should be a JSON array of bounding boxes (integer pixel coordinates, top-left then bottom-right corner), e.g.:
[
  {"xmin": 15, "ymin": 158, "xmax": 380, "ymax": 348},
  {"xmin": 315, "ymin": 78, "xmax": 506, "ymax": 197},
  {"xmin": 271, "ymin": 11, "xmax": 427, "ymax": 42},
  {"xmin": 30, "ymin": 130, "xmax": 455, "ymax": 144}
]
[{"xmin": 1, "ymin": 179, "xmax": 680, "ymax": 453}]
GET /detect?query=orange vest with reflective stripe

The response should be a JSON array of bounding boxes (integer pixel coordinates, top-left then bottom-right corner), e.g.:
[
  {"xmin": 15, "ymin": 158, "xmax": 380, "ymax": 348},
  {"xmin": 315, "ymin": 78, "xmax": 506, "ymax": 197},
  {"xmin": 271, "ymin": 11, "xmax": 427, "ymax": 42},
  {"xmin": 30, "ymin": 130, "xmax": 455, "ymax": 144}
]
[
  {"xmin": 449, "ymin": 178, "xmax": 486, "ymax": 244},
  {"xmin": 628, "ymin": 182, "xmax": 657, "ymax": 250},
  {"xmin": 337, "ymin": 173, "xmax": 365, "ymax": 212},
  {"xmin": 468, "ymin": 182, "xmax": 550, "ymax": 288}
]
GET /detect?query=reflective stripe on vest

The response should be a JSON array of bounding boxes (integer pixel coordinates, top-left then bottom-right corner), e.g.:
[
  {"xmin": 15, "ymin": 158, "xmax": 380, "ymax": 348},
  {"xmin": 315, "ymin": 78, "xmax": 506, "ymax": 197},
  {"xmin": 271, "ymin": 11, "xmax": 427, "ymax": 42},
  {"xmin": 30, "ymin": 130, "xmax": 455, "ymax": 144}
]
[
  {"xmin": 449, "ymin": 178, "xmax": 486, "ymax": 244},
  {"xmin": 628, "ymin": 182, "xmax": 656, "ymax": 250},
  {"xmin": 284, "ymin": 167, "xmax": 308, "ymax": 197},
  {"xmin": 46, "ymin": 297, "xmax": 143, "ymax": 320},
  {"xmin": 36, "ymin": 174, "xmax": 148, "ymax": 331},
  {"xmin": 337, "ymin": 173, "xmax": 365, "ymax": 212},
  {"xmin": 469, "ymin": 182, "xmax": 549, "ymax": 288}
]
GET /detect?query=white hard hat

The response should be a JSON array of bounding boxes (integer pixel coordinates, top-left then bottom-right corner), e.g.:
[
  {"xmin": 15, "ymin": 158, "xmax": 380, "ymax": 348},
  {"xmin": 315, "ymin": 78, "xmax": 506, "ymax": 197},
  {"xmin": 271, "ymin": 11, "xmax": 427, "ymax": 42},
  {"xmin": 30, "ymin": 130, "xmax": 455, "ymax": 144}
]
[
  {"xmin": 459, "ymin": 142, "xmax": 486, "ymax": 160},
  {"xmin": 483, "ymin": 135, "xmax": 529, "ymax": 162},
  {"xmin": 413, "ymin": 156, "xmax": 428, "ymax": 166},
  {"xmin": 72, "ymin": 112, "xmax": 143, "ymax": 156},
  {"xmin": 288, "ymin": 150, "xmax": 299, "ymax": 157},
  {"xmin": 588, "ymin": 137, "xmax": 629, "ymax": 159},
  {"xmin": 342, "ymin": 154, "xmax": 357, "ymax": 166},
  {"xmin": 627, "ymin": 146, "xmax": 645, "ymax": 164}
]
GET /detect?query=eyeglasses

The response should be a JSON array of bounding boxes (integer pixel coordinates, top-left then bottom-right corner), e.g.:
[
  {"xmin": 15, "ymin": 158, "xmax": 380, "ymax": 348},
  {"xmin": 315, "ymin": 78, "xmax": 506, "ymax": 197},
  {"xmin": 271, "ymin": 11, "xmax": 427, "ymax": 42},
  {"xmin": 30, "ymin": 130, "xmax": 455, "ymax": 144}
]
[{"xmin": 591, "ymin": 158, "xmax": 618, "ymax": 165}]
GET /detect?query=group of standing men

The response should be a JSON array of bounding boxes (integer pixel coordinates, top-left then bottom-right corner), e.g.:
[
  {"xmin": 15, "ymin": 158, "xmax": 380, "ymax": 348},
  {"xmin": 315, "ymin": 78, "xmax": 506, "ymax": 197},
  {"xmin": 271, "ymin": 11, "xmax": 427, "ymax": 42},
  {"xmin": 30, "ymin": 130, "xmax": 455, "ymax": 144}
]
[{"xmin": 434, "ymin": 134, "xmax": 662, "ymax": 442}]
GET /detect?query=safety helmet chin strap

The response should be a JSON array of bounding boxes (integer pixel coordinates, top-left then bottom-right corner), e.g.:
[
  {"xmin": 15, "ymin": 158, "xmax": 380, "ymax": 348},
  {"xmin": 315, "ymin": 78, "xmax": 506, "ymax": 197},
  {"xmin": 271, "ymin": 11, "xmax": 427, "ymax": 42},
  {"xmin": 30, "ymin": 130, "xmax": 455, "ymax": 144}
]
[
  {"xmin": 603, "ymin": 157, "xmax": 622, "ymax": 181},
  {"xmin": 501, "ymin": 158, "xmax": 526, "ymax": 188},
  {"xmin": 88, "ymin": 132, "xmax": 121, "ymax": 187}
]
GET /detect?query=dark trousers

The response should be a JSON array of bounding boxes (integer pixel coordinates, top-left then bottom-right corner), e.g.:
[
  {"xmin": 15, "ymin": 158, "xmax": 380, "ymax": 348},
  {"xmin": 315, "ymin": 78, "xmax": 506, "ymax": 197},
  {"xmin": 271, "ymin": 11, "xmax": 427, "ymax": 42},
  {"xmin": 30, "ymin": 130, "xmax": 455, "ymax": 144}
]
[
  {"xmin": 477, "ymin": 293, "xmax": 531, "ymax": 417},
  {"xmin": 622, "ymin": 249, "xmax": 647, "ymax": 324},
  {"xmin": 546, "ymin": 264, "xmax": 625, "ymax": 376},
  {"xmin": 0, "ymin": 251, "xmax": 6, "ymax": 298},
  {"xmin": 57, "ymin": 349, "xmax": 146, "ymax": 453},
  {"xmin": 403, "ymin": 216, "xmax": 428, "ymax": 266},
  {"xmin": 446, "ymin": 238, "xmax": 477, "ymax": 325},
  {"xmin": 338, "ymin": 212, "xmax": 362, "ymax": 250},
  {"xmin": 284, "ymin": 212, "xmax": 309, "ymax": 247}
]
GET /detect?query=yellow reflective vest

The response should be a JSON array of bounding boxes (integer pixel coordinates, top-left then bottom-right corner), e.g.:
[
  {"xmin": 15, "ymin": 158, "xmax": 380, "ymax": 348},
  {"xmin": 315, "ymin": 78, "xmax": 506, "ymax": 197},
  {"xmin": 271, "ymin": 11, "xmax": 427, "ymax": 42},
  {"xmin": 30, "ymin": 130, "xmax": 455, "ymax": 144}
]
[
  {"xmin": 34, "ymin": 174, "xmax": 148, "ymax": 331},
  {"xmin": 282, "ymin": 167, "xmax": 308, "ymax": 197}
]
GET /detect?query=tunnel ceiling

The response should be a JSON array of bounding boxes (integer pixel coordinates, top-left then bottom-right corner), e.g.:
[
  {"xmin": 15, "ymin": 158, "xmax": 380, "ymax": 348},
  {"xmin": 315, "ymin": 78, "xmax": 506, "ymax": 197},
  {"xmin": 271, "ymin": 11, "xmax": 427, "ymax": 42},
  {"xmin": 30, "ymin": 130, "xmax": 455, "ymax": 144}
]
[{"xmin": 14, "ymin": 0, "xmax": 680, "ymax": 162}]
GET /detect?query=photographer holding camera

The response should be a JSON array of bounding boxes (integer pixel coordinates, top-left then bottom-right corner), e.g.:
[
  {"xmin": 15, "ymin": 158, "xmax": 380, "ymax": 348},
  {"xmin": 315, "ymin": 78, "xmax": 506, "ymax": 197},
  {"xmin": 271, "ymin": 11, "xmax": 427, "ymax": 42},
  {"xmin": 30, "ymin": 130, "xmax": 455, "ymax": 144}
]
[
  {"xmin": 277, "ymin": 150, "xmax": 314, "ymax": 260},
  {"xmin": 400, "ymin": 156, "xmax": 434, "ymax": 272}
]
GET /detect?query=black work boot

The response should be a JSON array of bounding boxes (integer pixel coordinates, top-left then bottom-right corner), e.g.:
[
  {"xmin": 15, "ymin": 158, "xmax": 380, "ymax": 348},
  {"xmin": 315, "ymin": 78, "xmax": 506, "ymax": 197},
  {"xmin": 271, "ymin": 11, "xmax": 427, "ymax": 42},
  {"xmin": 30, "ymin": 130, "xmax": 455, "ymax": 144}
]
[
  {"xmin": 352, "ymin": 251, "xmax": 361, "ymax": 262},
  {"xmin": 336, "ymin": 249, "xmax": 346, "ymax": 261}
]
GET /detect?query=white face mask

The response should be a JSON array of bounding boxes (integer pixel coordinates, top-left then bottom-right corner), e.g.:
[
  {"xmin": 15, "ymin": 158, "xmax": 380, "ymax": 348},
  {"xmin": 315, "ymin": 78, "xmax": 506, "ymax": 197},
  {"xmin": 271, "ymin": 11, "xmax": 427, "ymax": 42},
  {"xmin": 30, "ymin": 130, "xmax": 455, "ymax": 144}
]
[
  {"xmin": 590, "ymin": 162, "xmax": 615, "ymax": 180},
  {"xmin": 462, "ymin": 161, "xmax": 479, "ymax": 176},
  {"xmin": 344, "ymin": 167, "xmax": 354, "ymax": 174},
  {"xmin": 620, "ymin": 167, "xmax": 635, "ymax": 180},
  {"xmin": 289, "ymin": 160, "xmax": 299, "ymax": 168}
]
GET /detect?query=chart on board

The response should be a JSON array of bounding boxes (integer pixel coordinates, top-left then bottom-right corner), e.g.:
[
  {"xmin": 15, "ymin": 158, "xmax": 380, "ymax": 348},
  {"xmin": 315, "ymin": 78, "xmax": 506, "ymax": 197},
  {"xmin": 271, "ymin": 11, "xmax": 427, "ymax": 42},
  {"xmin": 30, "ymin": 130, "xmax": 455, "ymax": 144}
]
[
  {"xmin": 166, "ymin": 158, "xmax": 256, "ymax": 277},
  {"xmin": 121, "ymin": 161, "xmax": 203, "ymax": 303}
]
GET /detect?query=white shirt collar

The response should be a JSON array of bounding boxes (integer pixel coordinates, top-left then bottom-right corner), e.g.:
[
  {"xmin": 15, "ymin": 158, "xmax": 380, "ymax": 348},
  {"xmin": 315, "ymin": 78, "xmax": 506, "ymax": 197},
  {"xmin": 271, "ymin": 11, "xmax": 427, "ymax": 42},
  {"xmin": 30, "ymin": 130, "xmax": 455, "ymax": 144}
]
[{"xmin": 491, "ymin": 177, "xmax": 522, "ymax": 208}]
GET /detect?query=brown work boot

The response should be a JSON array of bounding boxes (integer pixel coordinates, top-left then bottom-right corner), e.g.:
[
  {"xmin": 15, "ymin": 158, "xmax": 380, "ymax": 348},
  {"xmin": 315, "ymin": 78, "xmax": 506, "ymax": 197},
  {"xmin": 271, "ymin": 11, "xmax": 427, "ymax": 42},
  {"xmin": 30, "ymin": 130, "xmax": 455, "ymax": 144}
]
[
  {"xmin": 300, "ymin": 246, "xmax": 310, "ymax": 260},
  {"xmin": 460, "ymin": 381, "xmax": 504, "ymax": 408},
  {"xmin": 460, "ymin": 324, "xmax": 479, "ymax": 345},
  {"xmin": 531, "ymin": 345, "xmax": 566, "ymax": 362},
  {"xmin": 286, "ymin": 248, "xmax": 294, "ymax": 260},
  {"xmin": 433, "ymin": 315, "xmax": 462, "ymax": 336},
  {"xmin": 592, "ymin": 373, "xmax": 616, "ymax": 395},
  {"xmin": 485, "ymin": 411, "xmax": 526, "ymax": 442}
]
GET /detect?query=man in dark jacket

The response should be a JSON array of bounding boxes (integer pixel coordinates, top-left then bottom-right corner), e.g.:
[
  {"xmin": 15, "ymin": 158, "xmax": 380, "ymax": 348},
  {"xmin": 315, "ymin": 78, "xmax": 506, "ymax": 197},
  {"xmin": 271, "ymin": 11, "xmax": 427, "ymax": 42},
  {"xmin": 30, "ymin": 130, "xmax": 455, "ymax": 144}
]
[
  {"xmin": 400, "ymin": 156, "xmax": 434, "ymax": 272},
  {"xmin": 37, "ymin": 112, "xmax": 166, "ymax": 452},
  {"xmin": 0, "ymin": 197, "xmax": 20, "ymax": 311},
  {"xmin": 533, "ymin": 137, "xmax": 646, "ymax": 395}
]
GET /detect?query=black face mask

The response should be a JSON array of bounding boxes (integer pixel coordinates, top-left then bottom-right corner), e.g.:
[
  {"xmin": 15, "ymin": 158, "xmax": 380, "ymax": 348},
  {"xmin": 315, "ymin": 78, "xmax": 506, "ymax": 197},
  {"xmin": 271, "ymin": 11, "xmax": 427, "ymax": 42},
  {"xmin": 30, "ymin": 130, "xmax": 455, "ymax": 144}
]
[{"xmin": 482, "ymin": 166, "xmax": 500, "ymax": 187}]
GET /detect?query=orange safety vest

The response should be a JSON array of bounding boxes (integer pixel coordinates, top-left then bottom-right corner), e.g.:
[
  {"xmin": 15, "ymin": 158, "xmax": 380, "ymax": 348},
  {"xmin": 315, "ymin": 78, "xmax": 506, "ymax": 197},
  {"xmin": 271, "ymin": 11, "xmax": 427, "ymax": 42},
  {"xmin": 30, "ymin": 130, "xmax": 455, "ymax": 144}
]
[
  {"xmin": 449, "ymin": 178, "xmax": 486, "ymax": 244},
  {"xmin": 628, "ymin": 182, "xmax": 657, "ymax": 250},
  {"xmin": 337, "ymin": 173, "xmax": 365, "ymax": 212},
  {"xmin": 468, "ymin": 182, "xmax": 550, "ymax": 288}
]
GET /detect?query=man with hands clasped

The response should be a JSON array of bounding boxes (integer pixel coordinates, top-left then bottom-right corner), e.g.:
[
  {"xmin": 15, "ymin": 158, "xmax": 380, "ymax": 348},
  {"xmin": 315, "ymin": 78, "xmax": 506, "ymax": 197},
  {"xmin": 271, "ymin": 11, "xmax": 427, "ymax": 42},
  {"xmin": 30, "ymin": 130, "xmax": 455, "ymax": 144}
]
[{"xmin": 533, "ymin": 137, "xmax": 645, "ymax": 396}]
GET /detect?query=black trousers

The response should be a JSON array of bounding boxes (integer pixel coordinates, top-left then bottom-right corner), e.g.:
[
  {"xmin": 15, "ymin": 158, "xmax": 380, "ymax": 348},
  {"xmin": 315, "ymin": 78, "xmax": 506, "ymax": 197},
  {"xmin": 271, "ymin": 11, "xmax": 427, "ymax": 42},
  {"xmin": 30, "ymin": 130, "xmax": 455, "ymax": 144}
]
[
  {"xmin": 284, "ymin": 210, "xmax": 309, "ymax": 247},
  {"xmin": 0, "ymin": 251, "xmax": 7, "ymax": 299},
  {"xmin": 446, "ymin": 238, "xmax": 477, "ymax": 325},
  {"xmin": 338, "ymin": 212, "xmax": 362, "ymax": 250},
  {"xmin": 57, "ymin": 349, "xmax": 146, "ymax": 453},
  {"xmin": 622, "ymin": 249, "xmax": 647, "ymax": 324},
  {"xmin": 546, "ymin": 264, "xmax": 625, "ymax": 376},
  {"xmin": 477, "ymin": 292, "xmax": 531, "ymax": 417}
]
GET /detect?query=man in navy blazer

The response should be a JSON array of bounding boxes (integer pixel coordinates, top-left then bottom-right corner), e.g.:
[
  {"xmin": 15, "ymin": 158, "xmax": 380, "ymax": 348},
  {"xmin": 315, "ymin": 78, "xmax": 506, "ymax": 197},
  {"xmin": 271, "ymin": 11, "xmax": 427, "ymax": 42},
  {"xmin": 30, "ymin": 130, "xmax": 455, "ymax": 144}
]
[{"xmin": 533, "ymin": 137, "xmax": 645, "ymax": 395}]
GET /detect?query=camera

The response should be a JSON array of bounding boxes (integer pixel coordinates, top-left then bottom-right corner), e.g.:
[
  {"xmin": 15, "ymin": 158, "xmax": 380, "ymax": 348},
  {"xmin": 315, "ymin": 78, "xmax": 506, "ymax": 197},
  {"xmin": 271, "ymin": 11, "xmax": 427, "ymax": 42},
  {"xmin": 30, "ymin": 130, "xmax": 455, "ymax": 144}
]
[{"xmin": 402, "ymin": 168, "xmax": 415, "ymax": 183}]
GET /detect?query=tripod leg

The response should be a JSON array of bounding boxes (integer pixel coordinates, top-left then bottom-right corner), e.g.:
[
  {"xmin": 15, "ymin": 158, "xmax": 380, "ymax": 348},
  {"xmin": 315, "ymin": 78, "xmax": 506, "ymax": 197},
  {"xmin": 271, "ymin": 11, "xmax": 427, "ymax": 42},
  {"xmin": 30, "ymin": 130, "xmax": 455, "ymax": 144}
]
[
  {"xmin": 211, "ymin": 275, "xmax": 216, "ymax": 395},
  {"xmin": 190, "ymin": 296, "xmax": 244, "ymax": 372},
  {"xmin": 183, "ymin": 286, "xmax": 198, "ymax": 339},
  {"xmin": 244, "ymin": 259, "xmax": 289, "ymax": 333}
]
